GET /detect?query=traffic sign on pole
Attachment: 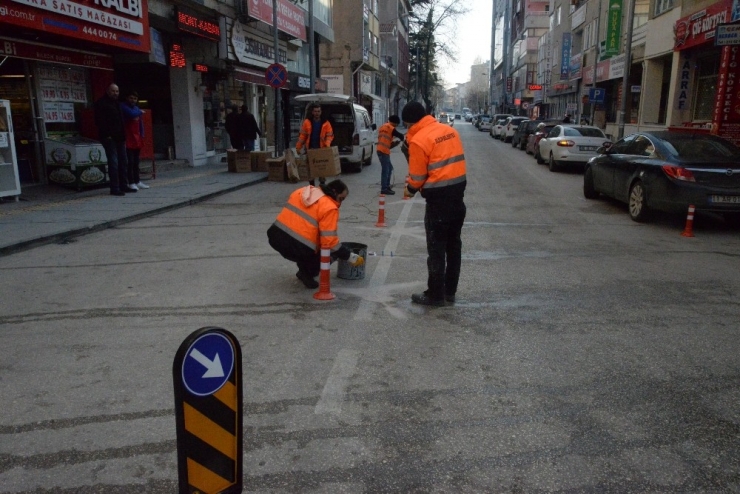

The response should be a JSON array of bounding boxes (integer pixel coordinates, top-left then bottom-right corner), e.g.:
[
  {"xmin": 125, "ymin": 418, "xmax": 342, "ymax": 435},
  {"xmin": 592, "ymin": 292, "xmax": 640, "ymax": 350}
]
[
  {"xmin": 174, "ymin": 327, "xmax": 243, "ymax": 494},
  {"xmin": 265, "ymin": 63, "xmax": 288, "ymax": 89}
]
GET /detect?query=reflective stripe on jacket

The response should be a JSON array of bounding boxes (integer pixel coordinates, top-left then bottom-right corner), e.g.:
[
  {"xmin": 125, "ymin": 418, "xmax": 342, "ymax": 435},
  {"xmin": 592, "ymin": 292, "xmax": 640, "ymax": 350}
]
[
  {"xmin": 296, "ymin": 119, "xmax": 334, "ymax": 152},
  {"xmin": 272, "ymin": 186, "xmax": 342, "ymax": 254},
  {"xmin": 406, "ymin": 115, "xmax": 467, "ymax": 192},
  {"xmin": 376, "ymin": 122, "xmax": 395, "ymax": 155}
]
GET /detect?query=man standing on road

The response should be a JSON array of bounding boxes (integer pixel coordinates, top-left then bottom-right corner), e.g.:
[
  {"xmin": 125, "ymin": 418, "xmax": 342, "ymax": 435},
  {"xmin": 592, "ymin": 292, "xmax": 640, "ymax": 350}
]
[
  {"xmin": 377, "ymin": 115, "xmax": 404, "ymax": 195},
  {"xmin": 267, "ymin": 180, "xmax": 363, "ymax": 289},
  {"xmin": 401, "ymin": 101, "xmax": 467, "ymax": 307},
  {"xmin": 95, "ymin": 83, "xmax": 136, "ymax": 196},
  {"xmin": 296, "ymin": 103, "xmax": 334, "ymax": 186},
  {"xmin": 239, "ymin": 105, "xmax": 262, "ymax": 152},
  {"xmin": 120, "ymin": 90, "xmax": 149, "ymax": 190}
]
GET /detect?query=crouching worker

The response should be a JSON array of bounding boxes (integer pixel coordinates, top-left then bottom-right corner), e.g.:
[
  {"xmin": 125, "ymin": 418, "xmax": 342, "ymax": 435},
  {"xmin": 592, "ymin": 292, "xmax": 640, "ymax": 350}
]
[{"xmin": 267, "ymin": 179, "xmax": 364, "ymax": 289}]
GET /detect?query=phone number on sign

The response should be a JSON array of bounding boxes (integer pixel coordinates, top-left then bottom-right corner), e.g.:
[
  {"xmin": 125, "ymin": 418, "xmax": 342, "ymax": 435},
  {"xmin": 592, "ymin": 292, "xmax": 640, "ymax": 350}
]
[{"xmin": 82, "ymin": 26, "xmax": 117, "ymax": 41}]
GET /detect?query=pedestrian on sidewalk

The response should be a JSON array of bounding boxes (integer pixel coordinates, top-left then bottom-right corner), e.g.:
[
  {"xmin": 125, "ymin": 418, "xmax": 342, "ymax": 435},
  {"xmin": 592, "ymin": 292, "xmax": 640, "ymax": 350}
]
[
  {"xmin": 225, "ymin": 105, "xmax": 242, "ymax": 150},
  {"xmin": 267, "ymin": 180, "xmax": 363, "ymax": 289},
  {"xmin": 376, "ymin": 115, "xmax": 404, "ymax": 195},
  {"xmin": 120, "ymin": 90, "xmax": 149, "ymax": 190},
  {"xmin": 401, "ymin": 101, "xmax": 467, "ymax": 307},
  {"xmin": 95, "ymin": 83, "xmax": 136, "ymax": 196},
  {"xmin": 239, "ymin": 105, "xmax": 262, "ymax": 152},
  {"xmin": 296, "ymin": 103, "xmax": 334, "ymax": 187}
]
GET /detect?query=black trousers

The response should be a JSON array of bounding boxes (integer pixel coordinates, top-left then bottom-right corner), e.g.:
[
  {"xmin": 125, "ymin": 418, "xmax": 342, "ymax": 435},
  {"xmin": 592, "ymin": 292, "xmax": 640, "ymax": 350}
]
[
  {"xmin": 424, "ymin": 200, "xmax": 466, "ymax": 299},
  {"xmin": 267, "ymin": 226, "xmax": 321, "ymax": 277},
  {"xmin": 126, "ymin": 148, "xmax": 140, "ymax": 185}
]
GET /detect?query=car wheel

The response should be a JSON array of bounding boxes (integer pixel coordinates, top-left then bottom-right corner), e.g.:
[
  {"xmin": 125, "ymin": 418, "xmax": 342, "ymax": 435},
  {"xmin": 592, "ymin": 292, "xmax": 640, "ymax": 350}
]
[
  {"xmin": 355, "ymin": 152, "xmax": 364, "ymax": 173},
  {"xmin": 548, "ymin": 152, "xmax": 559, "ymax": 172},
  {"xmin": 628, "ymin": 180, "xmax": 649, "ymax": 222},
  {"xmin": 535, "ymin": 147, "xmax": 544, "ymax": 164},
  {"xmin": 363, "ymin": 146, "xmax": 373, "ymax": 166},
  {"xmin": 511, "ymin": 138, "xmax": 517, "ymax": 147},
  {"xmin": 583, "ymin": 167, "xmax": 599, "ymax": 199}
]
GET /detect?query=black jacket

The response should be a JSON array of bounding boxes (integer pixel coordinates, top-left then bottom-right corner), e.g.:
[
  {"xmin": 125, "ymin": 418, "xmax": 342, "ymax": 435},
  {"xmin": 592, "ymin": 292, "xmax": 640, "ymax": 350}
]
[
  {"xmin": 94, "ymin": 95, "xmax": 126, "ymax": 142},
  {"xmin": 239, "ymin": 111, "xmax": 262, "ymax": 140}
]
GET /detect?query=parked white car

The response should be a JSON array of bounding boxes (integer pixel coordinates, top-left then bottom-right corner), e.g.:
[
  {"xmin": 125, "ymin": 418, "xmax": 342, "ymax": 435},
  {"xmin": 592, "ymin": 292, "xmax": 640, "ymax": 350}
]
[
  {"xmin": 478, "ymin": 116, "xmax": 493, "ymax": 132},
  {"xmin": 501, "ymin": 116, "xmax": 528, "ymax": 143},
  {"xmin": 490, "ymin": 119, "xmax": 507, "ymax": 139},
  {"xmin": 536, "ymin": 124, "xmax": 612, "ymax": 172},
  {"xmin": 294, "ymin": 93, "xmax": 376, "ymax": 172}
]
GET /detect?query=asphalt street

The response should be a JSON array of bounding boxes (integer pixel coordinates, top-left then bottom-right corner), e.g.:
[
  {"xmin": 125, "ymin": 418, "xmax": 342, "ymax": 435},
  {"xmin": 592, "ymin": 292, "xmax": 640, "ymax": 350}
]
[{"xmin": 1, "ymin": 122, "xmax": 739, "ymax": 493}]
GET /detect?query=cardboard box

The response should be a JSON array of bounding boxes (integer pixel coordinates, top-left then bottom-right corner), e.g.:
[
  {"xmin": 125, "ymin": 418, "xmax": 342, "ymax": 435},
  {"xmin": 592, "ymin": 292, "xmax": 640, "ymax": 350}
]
[
  {"xmin": 267, "ymin": 156, "xmax": 287, "ymax": 182},
  {"xmin": 251, "ymin": 151, "xmax": 271, "ymax": 172},
  {"xmin": 227, "ymin": 150, "xmax": 251, "ymax": 173},
  {"xmin": 296, "ymin": 155, "xmax": 310, "ymax": 181},
  {"xmin": 307, "ymin": 146, "xmax": 341, "ymax": 178}
]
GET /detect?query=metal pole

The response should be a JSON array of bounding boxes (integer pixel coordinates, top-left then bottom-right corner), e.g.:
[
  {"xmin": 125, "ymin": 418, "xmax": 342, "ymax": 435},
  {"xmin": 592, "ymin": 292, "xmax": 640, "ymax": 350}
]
[
  {"xmin": 273, "ymin": 0, "xmax": 283, "ymax": 155},
  {"xmin": 618, "ymin": 0, "xmax": 636, "ymax": 140},
  {"xmin": 490, "ymin": 0, "xmax": 496, "ymax": 113},
  {"xmin": 308, "ymin": 0, "xmax": 315, "ymax": 93},
  {"xmin": 503, "ymin": 0, "xmax": 511, "ymax": 113},
  {"xmin": 590, "ymin": 0, "xmax": 602, "ymax": 127}
]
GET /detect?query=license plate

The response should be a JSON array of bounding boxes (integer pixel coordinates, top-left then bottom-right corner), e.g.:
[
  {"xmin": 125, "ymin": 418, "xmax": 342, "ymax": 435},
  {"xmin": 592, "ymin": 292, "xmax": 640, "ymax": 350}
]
[
  {"xmin": 710, "ymin": 195, "xmax": 740, "ymax": 204},
  {"xmin": 579, "ymin": 145, "xmax": 597, "ymax": 151}
]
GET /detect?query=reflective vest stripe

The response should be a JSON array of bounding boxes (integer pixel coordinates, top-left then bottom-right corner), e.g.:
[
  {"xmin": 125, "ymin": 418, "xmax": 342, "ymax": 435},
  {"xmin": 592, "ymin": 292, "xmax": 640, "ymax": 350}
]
[
  {"xmin": 409, "ymin": 172, "xmax": 428, "ymax": 181},
  {"xmin": 286, "ymin": 203, "xmax": 319, "ymax": 227},
  {"xmin": 421, "ymin": 174, "xmax": 468, "ymax": 189},
  {"xmin": 428, "ymin": 153, "xmax": 465, "ymax": 171},
  {"xmin": 273, "ymin": 220, "xmax": 317, "ymax": 251}
]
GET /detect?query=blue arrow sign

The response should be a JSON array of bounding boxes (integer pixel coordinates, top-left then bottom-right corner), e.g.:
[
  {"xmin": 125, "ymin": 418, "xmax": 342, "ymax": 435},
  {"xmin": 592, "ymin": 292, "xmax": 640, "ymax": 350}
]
[{"xmin": 181, "ymin": 332, "xmax": 235, "ymax": 396}]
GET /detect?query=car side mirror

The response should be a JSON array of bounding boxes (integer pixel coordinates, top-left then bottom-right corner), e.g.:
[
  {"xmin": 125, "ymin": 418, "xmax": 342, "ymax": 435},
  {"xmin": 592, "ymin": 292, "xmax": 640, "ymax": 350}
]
[{"xmin": 597, "ymin": 142, "xmax": 612, "ymax": 154}]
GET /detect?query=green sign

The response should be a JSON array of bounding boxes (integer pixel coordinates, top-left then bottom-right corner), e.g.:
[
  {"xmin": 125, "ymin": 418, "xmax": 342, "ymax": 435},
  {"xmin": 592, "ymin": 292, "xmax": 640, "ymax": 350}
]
[{"xmin": 605, "ymin": 0, "xmax": 623, "ymax": 57}]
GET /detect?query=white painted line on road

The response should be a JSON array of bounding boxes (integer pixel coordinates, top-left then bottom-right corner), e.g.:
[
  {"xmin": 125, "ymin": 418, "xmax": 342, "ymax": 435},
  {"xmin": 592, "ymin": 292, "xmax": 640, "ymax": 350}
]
[
  {"xmin": 353, "ymin": 198, "xmax": 417, "ymax": 321},
  {"xmin": 314, "ymin": 348, "xmax": 358, "ymax": 415}
]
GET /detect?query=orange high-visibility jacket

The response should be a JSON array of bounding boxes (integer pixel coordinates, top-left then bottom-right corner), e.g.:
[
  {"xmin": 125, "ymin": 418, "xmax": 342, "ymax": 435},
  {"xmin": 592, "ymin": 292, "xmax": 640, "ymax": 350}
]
[
  {"xmin": 406, "ymin": 115, "xmax": 467, "ymax": 192},
  {"xmin": 296, "ymin": 119, "xmax": 334, "ymax": 152},
  {"xmin": 376, "ymin": 122, "xmax": 395, "ymax": 155},
  {"xmin": 272, "ymin": 186, "xmax": 343, "ymax": 254}
]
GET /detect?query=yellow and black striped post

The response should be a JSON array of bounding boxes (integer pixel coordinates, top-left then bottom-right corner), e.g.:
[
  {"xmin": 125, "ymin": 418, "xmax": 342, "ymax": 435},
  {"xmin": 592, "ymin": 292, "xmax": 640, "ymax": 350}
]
[{"xmin": 173, "ymin": 327, "xmax": 242, "ymax": 493}]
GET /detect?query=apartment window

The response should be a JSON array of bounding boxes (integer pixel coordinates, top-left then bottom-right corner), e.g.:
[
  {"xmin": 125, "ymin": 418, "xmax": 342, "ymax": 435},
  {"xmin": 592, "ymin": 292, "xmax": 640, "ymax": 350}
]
[{"xmin": 654, "ymin": 0, "xmax": 674, "ymax": 17}]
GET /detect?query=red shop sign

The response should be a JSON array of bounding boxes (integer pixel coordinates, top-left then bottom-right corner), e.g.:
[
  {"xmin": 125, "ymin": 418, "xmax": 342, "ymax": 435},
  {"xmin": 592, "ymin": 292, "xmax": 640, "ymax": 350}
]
[
  {"xmin": 0, "ymin": 37, "xmax": 113, "ymax": 70},
  {"xmin": 247, "ymin": 0, "xmax": 307, "ymax": 42},
  {"xmin": 674, "ymin": 0, "xmax": 731, "ymax": 51},
  {"xmin": 1, "ymin": 0, "xmax": 151, "ymax": 53}
]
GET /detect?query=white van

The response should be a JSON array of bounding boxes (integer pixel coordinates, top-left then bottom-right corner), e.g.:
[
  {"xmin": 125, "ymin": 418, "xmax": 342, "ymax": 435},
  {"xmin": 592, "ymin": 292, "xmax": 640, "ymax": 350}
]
[{"xmin": 294, "ymin": 93, "xmax": 377, "ymax": 172}]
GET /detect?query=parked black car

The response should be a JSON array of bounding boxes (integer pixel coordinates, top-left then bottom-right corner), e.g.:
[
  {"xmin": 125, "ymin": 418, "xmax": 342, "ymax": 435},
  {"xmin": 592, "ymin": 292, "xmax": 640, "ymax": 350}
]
[
  {"xmin": 512, "ymin": 119, "xmax": 537, "ymax": 149},
  {"xmin": 584, "ymin": 131, "xmax": 740, "ymax": 222}
]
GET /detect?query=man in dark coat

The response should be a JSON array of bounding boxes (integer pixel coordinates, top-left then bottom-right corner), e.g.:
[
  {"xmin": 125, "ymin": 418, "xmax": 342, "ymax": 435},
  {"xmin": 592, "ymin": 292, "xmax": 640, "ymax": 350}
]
[
  {"xmin": 239, "ymin": 105, "xmax": 262, "ymax": 152},
  {"xmin": 225, "ymin": 105, "xmax": 242, "ymax": 150},
  {"xmin": 94, "ymin": 83, "xmax": 135, "ymax": 196}
]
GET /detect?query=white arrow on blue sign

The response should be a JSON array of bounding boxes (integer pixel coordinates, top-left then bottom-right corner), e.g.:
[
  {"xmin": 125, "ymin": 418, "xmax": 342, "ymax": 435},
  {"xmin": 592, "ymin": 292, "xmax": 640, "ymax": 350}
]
[{"xmin": 181, "ymin": 332, "xmax": 235, "ymax": 396}]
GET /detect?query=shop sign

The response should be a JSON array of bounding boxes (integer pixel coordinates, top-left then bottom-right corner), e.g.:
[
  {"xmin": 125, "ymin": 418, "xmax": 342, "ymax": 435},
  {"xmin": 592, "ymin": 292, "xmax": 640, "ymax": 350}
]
[
  {"xmin": 150, "ymin": 28, "xmax": 167, "ymax": 66},
  {"xmin": 560, "ymin": 33, "xmax": 571, "ymax": 79},
  {"xmin": 169, "ymin": 43, "xmax": 186, "ymax": 68},
  {"xmin": 715, "ymin": 24, "xmax": 740, "ymax": 45},
  {"xmin": 176, "ymin": 7, "xmax": 220, "ymax": 42},
  {"xmin": 569, "ymin": 52, "xmax": 582, "ymax": 81},
  {"xmin": 324, "ymin": 75, "xmax": 344, "ymax": 95},
  {"xmin": 231, "ymin": 21, "xmax": 287, "ymax": 67},
  {"xmin": 674, "ymin": 0, "xmax": 731, "ymax": 51},
  {"xmin": 583, "ymin": 59, "xmax": 611, "ymax": 84},
  {"xmin": 605, "ymin": 0, "xmax": 622, "ymax": 57},
  {"xmin": 734, "ymin": 0, "xmax": 740, "ymax": 21},
  {"xmin": 712, "ymin": 45, "xmax": 740, "ymax": 145},
  {"xmin": 675, "ymin": 57, "xmax": 693, "ymax": 110},
  {"xmin": 246, "ymin": 0, "xmax": 307, "ymax": 42},
  {"xmin": 608, "ymin": 54, "xmax": 625, "ymax": 80},
  {"xmin": 2, "ymin": 0, "xmax": 150, "ymax": 53},
  {"xmin": 0, "ymin": 37, "xmax": 113, "ymax": 70},
  {"xmin": 360, "ymin": 72, "xmax": 372, "ymax": 95}
]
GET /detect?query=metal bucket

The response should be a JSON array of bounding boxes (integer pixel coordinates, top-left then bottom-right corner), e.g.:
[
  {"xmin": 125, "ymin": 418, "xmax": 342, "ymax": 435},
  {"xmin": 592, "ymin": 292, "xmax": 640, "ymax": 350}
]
[{"xmin": 337, "ymin": 242, "xmax": 367, "ymax": 280}]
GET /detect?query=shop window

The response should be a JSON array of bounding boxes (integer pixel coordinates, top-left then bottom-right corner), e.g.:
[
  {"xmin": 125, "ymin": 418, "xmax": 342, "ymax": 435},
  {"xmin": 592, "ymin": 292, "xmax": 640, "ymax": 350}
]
[{"xmin": 693, "ymin": 52, "xmax": 720, "ymax": 122}]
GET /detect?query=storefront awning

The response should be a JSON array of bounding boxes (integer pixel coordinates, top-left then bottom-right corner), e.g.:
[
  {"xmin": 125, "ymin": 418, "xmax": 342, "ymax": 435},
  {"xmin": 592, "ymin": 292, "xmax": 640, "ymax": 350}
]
[{"xmin": 233, "ymin": 66, "xmax": 269, "ymax": 86}]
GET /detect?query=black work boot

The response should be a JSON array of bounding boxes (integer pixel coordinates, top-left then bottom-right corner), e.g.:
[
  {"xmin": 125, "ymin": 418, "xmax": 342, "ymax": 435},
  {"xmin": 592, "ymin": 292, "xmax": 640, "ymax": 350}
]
[
  {"xmin": 411, "ymin": 292, "xmax": 445, "ymax": 307},
  {"xmin": 296, "ymin": 270, "xmax": 319, "ymax": 289}
]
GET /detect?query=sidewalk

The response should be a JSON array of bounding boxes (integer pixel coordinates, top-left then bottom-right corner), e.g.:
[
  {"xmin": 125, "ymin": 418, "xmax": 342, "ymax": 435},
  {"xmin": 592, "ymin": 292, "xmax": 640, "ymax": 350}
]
[{"xmin": 0, "ymin": 160, "xmax": 267, "ymax": 257}]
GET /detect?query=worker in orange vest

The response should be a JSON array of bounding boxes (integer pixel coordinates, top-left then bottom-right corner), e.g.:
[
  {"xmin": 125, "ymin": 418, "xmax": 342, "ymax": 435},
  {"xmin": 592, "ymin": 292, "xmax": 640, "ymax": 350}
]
[
  {"xmin": 267, "ymin": 179, "xmax": 363, "ymax": 288},
  {"xmin": 401, "ymin": 101, "xmax": 467, "ymax": 306},
  {"xmin": 376, "ymin": 115, "xmax": 405, "ymax": 195},
  {"xmin": 296, "ymin": 103, "xmax": 334, "ymax": 187}
]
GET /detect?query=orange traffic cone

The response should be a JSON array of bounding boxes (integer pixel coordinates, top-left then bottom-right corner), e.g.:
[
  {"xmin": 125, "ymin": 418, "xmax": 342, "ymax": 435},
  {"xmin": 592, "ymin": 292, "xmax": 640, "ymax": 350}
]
[
  {"xmin": 681, "ymin": 204, "xmax": 695, "ymax": 238},
  {"xmin": 313, "ymin": 248, "xmax": 336, "ymax": 300},
  {"xmin": 375, "ymin": 194, "xmax": 387, "ymax": 227}
]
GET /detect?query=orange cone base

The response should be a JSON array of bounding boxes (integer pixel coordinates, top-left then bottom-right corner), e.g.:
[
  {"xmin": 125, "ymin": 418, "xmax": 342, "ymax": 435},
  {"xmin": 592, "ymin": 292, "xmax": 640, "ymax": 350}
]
[
  {"xmin": 681, "ymin": 230, "xmax": 694, "ymax": 238},
  {"xmin": 313, "ymin": 291, "xmax": 336, "ymax": 300},
  {"xmin": 375, "ymin": 222, "xmax": 387, "ymax": 227}
]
